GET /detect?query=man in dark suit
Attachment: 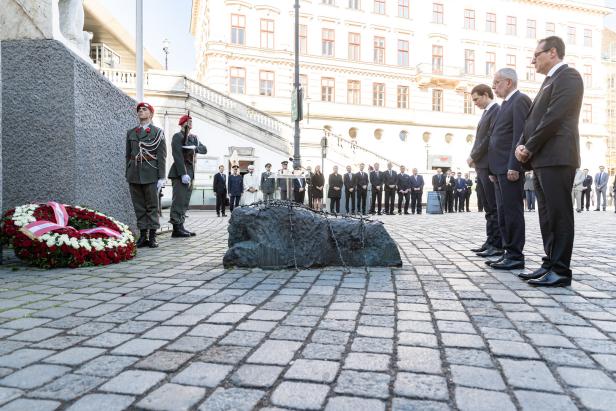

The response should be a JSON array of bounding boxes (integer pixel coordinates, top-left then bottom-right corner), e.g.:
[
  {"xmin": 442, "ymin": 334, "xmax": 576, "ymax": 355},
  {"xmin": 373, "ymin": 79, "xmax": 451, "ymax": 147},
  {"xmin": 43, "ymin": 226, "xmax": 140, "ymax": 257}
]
[
  {"xmin": 581, "ymin": 168, "xmax": 592, "ymax": 211},
  {"xmin": 293, "ymin": 167, "xmax": 307, "ymax": 204},
  {"xmin": 515, "ymin": 36, "xmax": 584, "ymax": 286},
  {"xmin": 396, "ymin": 166, "xmax": 412, "ymax": 214},
  {"xmin": 464, "ymin": 173, "xmax": 473, "ymax": 212},
  {"xmin": 454, "ymin": 172, "xmax": 467, "ymax": 212},
  {"xmin": 213, "ymin": 164, "xmax": 228, "ymax": 217},
  {"xmin": 486, "ymin": 67, "xmax": 531, "ymax": 270},
  {"xmin": 228, "ymin": 165, "xmax": 243, "ymax": 212},
  {"xmin": 432, "ymin": 168, "xmax": 446, "ymax": 212},
  {"xmin": 476, "ymin": 177, "xmax": 484, "ymax": 212},
  {"xmin": 343, "ymin": 165, "xmax": 357, "ymax": 214},
  {"xmin": 370, "ymin": 163, "xmax": 383, "ymax": 215},
  {"xmin": 328, "ymin": 165, "xmax": 343, "ymax": 213},
  {"xmin": 445, "ymin": 171, "xmax": 455, "ymax": 213},
  {"xmin": 356, "ymin": 163, "xmax": 369, "ymax": 215},
  {"xmin": 383, "ymin": 162, "xmax": 397, "ymax": 215},
  {"xmin": 409, "ymin": 168, "xmax": 424, "ymax": 214},
  {"xmin": 468, "ymin": 84, "xmax": 501, "ymax": 256}
]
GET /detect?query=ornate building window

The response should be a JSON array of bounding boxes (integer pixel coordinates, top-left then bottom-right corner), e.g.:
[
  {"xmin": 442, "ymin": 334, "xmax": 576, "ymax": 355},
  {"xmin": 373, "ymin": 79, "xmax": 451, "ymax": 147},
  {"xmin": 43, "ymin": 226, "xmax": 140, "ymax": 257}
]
[
  {"xmin": 322, "ymin": 29, "xmax": 335, "ymax": 56},
  {"xmin": 506, "ymin": 54, "xmax": 516, "ymax": 69},
  {"xmin": 374, "ymin": 36, "xmax": 385, "ymax": 64},
  {"xmin": 433, "ymin": 3, "xmax": 444, "ymax": 24},
  {"xmin": 526, "ymin": 19, "xmax": 536, "ymax": 39},
  {"xmin": 321, "ymin": 77, "xmax": 335, "ymax": 102},
  {"xmin": 259, "ymin": 70, "xmax": 274, "ymax": 96},
  {"xmin": 374, "ymin": 0, "xmax": 385, "ymax": 14},
  {"xmin": 373, "ymin": 83, "xmax": 385, "ymax": 107},
  {"xmin": 398, "ymin": 40, "xmax": 409, "ymax": 66},
  {"xmin": 231, "ymin": 14, "xmax": 246, "ymax": 45},
  {"xmin": 584, "ymin": 29, "xmax": 592, "ymax": 47},
  {"xmin": 260, "ymin": 19, "xmax": 274, "ymax": 49},
  {"xmin": 349, "ymin": 32, "xmax": 361, "ymax": 61},
  {"xmin": 464, "ymin": 92, "xmax": 474, "ymax": 114},
  {"xmin": 464, "ymin": 9, "xmax": 475, "ymax": 30},
  {"xmin": 464, "ymin": 49, "xmax": 475, "ymax": 75},
  {"xmin": 397, "ymin": 86, "xmax": 409, "ymax": 109},
  {"xmin": 486, "ymin": 13, "xmax": 496, "ymax": 33},
  {"xmin": 506, "ymin": 16, "xmax": 517, "ymax": 36},
  {"xmin": 432, "ymin": 89, "xmax": 443, "ymax": 112},
  {"xmin": 568, "ymin": 26, "xmax": 576, "ymax": 45},
  {"xmin": 432, "ymin": 45, "xmax": 443, "ymax": 74},
  {"xmin": 583, "ymin": 104, "xmax": 592, "ymax": 123},
  {"xmin": 485, "ymin": 52, "xmax": 495, "ymax": 76},
  {"xmin": 398, "ymin": 0, "xmax": 409, "ymax": 18},
  {"xmin": 348, "ymin": 80, "xmax": 361, "ymax": 104},
  {"xmin": 546, "ymin": 22, "xmax": 555, "ymax": 36},
  {"xmin": 229, "ymin": 67, "xmax": 245, "ymax": 94}
]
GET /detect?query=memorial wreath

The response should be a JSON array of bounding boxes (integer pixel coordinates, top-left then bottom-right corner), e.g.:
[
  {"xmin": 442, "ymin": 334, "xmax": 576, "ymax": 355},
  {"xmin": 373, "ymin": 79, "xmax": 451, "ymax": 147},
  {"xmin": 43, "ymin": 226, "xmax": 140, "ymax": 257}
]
[{"xmin": 1, "ymin": 202, "xmax": 136, "ymax": 268}]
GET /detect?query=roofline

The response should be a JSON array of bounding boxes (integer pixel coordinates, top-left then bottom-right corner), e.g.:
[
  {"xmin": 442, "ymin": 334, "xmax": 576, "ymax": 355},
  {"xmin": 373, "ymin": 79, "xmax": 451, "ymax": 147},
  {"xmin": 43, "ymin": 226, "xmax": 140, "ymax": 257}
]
[{"xmin": 83, "ymin": 0, "xmax": 164, "ymax": 70}]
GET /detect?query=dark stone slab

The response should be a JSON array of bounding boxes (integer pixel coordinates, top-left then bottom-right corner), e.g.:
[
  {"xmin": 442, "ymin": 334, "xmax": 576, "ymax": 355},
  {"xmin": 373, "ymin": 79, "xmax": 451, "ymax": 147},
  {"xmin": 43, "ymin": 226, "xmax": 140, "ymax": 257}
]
[{"xmin": 223, "ymin": 203, "xmax": 402, "ymax": 269}]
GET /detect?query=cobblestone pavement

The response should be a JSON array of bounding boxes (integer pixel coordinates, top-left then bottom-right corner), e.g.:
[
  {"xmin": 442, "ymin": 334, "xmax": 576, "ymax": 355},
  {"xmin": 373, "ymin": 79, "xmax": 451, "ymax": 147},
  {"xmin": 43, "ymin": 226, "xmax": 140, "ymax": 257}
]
[{"xmin": 1, "ymin": 209, "xmax": 616, "ymax": 410}]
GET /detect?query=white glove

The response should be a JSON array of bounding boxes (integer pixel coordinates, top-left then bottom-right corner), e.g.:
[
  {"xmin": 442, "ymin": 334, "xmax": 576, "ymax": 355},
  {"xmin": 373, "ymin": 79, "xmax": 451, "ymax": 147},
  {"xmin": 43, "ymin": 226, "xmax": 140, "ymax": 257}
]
[
  {"xmin": 182, "ymin": 145, "xmax": 197, "ymax": 150},
  {"xmin": 157, "ymin": 179, "xmax": 165, "ymax": 191},
  {"xmin": 181, "ymin": 174, "xmax": 191, "ymax": 185}
]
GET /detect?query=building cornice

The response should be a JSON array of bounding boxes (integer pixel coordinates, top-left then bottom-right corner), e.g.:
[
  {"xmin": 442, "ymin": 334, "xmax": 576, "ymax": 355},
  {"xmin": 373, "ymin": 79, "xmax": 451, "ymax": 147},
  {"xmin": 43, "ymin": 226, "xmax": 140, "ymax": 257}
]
[{"xmin": 518, "ymin": 0, "xmax": 611, "ymax": 15}]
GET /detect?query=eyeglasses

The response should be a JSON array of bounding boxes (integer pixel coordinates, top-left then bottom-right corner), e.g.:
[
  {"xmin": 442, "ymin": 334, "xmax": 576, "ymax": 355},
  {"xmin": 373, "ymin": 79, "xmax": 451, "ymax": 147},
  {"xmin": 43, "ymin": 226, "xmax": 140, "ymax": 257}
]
[{"xmin": 533, "ymin": 49, "xmax": 551, "ymax": 58}]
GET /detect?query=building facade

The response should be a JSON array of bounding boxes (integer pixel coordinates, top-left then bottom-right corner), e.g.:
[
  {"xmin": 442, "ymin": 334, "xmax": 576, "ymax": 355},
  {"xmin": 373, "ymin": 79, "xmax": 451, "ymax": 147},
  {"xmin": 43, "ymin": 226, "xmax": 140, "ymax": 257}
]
[
  {"xmin": 603, "ymin": 27, "xmax": 616, "ymax": 176},
  {"xmin": 191, "ymin": 0, "xmax": 610, "ymax": 173}
]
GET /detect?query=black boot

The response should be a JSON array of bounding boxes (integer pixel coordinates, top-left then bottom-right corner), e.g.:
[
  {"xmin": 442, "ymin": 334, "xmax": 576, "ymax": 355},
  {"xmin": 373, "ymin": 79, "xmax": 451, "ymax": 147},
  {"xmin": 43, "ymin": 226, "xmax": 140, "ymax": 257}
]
[
  {"xmin": 171, "ymin": 224, "xmax": 190, "ymax": 238},
  {"xmin": 181, "ymin": 224, "xmax": 196, "ymax": 237},
  {"xmin": 136, "ymin": 230, "xmax": 149, "ymax": 248},
  {"xmin": 148, "ymin": 229, "xmax": 159, "ymax": 247}
]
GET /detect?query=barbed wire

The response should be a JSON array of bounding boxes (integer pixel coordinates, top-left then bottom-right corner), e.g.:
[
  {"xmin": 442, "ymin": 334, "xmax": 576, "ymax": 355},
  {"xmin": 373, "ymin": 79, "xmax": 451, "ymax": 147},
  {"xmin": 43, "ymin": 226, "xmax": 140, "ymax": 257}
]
[{"xmin": 238, "ymin": 199, "xmax": 377, "ymax": 272}]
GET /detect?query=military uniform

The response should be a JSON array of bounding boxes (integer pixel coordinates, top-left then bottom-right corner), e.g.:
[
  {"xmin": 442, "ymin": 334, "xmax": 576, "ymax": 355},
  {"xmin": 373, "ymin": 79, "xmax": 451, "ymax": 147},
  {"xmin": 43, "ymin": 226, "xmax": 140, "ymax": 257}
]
[
  {"xmin": 168, "ymin": 115, "xmax": 207, "ymax": 236},
  {"xmin": 125, "ymin": 103, "xmax": 167, "ymax": 247}
]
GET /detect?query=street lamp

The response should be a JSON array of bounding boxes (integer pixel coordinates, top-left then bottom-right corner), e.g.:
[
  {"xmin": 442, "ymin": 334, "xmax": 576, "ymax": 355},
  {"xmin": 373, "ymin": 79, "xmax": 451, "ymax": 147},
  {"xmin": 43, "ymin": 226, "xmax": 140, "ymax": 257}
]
[
  {"xmin": 320, "ymin": 133, "xmax": 328, "ymax": 174},
  {"xmin": 292, "ymin": 0, "xmax": 301, "ymax": 170},
  {"xmin": 423, "ymin": 132, "xmax": 431, "ymax": 171},
  {"xmin": 162, "ymin": 38, "xmax": 170, "ymax": 70}
]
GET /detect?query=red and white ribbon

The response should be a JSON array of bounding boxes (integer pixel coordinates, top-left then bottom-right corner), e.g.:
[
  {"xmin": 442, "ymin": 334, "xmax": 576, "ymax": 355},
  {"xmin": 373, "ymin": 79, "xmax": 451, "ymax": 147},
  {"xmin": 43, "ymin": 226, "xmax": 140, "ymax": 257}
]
[{"xmin": 21, "ymin": 202, "xmax": 122, "ymax": 239}]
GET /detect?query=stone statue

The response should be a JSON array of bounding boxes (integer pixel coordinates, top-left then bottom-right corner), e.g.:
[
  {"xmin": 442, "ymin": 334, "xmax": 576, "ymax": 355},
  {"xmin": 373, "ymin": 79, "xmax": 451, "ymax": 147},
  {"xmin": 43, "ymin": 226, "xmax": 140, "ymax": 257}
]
[
  {"xmin": 0, "ymin": 0, "xmax": 92, "ymax": 62},
  {"xmin": 58, "ymin": 0, "xmax": 92, "ymax": 58}
]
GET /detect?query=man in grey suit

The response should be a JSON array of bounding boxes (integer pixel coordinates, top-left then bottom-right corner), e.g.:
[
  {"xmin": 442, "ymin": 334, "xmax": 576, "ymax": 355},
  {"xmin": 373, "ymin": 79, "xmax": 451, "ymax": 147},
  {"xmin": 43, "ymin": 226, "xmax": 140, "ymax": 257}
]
[
  {"xmin": 595, "ymin": 165, "xmax": 608, "ymax": 211},
  {"xmin": 572, "ymin": 169, "xmax": 585, "ymax": 213}
]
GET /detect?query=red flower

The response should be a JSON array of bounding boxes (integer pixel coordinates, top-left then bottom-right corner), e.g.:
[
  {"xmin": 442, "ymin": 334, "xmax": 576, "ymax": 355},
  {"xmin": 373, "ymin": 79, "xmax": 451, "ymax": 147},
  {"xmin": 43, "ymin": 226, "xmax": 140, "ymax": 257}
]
[
  {"xmin": 145, "ymin": 127, "xmax": 151, "ymax": 134},
  {"xmin": 134, "ymin": 126, "xmax": 140, "ymax": 132}
]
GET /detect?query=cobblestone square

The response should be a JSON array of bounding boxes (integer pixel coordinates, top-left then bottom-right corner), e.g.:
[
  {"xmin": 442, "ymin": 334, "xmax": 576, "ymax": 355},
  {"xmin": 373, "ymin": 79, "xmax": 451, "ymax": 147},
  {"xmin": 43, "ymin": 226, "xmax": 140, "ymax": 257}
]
[{"xmin": 0, "ymin": 210, "xmax": 615, "ymax": 410}]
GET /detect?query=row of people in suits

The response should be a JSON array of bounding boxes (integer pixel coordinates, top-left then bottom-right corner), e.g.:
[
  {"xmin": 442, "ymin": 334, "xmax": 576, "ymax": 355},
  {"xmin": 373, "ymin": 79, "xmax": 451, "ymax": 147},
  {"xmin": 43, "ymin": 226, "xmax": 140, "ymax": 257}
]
[
  {"xmin": 431, "ymin": 169, "xmax": 475, "ymax": 213},
  {"xmin": 325, "ymin": 164, "xmax": 425, "ymax": 215}
]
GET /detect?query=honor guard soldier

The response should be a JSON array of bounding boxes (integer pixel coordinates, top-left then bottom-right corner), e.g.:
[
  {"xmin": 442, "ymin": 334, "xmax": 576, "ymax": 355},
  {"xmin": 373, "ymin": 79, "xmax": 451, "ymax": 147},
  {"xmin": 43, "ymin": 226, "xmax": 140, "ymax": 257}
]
[
  {"xmin": 168, "ymin": 114, "xmax": 207, "ymax": 237},
  {"xmin": 125, "ymin": 102, "xmax": 167, "ymax": 248}
]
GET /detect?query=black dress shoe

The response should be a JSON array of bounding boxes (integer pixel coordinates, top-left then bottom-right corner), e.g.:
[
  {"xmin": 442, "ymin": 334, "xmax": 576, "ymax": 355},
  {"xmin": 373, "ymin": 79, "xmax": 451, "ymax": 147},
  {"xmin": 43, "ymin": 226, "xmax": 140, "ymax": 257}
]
[
  {"xmin": 471, "ymin": 245, "xmax": 488, "ymax": 253},
  {"xmin": 518, "ymin": 267, "xmax": 549, "ymax": 280},
  {"xmin": 136, "ymin": 230, "xmax": 149, "ymax": 248},
  {"xmin": 491, "ymin": 259, "xmax": 525, "ymax": 270},
  {"xmin": 171, "ymin": 225, "xmax": 190, "ymax": 238},
  {"xmin": 477, "ymin": 247, "xmax": 504, "ymax": 257},
  {"xmin": 485, "ymin": 256, "xmax": 504, "ymax": 266},
  {"xmin": 527, "ymin": 271, "xmax": 572, "ymax": 287},
  {"xmin": 148, "ymin": 229, "xmax": 159, "ymax": 248}
]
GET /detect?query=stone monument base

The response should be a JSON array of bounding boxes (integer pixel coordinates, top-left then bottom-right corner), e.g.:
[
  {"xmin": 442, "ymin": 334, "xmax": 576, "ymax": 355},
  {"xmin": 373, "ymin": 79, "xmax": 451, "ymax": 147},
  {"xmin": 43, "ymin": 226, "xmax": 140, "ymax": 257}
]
[{"xmin": 0, "ymin": 39, "xmax": 137, "ymax": 229}]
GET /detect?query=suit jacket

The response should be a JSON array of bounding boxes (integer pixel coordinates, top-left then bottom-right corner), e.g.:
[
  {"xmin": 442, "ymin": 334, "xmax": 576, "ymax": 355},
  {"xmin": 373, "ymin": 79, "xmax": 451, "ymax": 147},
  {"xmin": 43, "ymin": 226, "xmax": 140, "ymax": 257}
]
[
  {"xmin": 432, "ymin": 174, "xmax": 445, "ymax": 191},
  {"xmin": 582, "ymin": 175, "xmax": 592, "ymax": 190},
  {"xmin": 370, "ymin": 170, "xmax": 383, "ymax": 188},
  {"xmin": 397, "ymin": 173, "xmax": 412, "ymax": 192},
  {"xmin": 517, "ymin": 64, "xmax": 583, "ymax": 169},
  {"xmin": 445, "ymin": 176, "xmax": 455, "ymax": 193},
  {"xmin": 343, "ymin": 172, "xmax": 357, "ymax": 192},
  {"xmin": 168, "ymin": 132, "xmax": 207, "ymax": 179},
  {"xmin": 228, "ymin": 174, "xmax": 244, "ymax": 196},
  {"xmin": 595, "ymin": 172, "xmax": 609, "ymax": 190},
  {"xmin": 489, "ymin": 90, "xmax": 531, "ymax": 174},
  {"xmin": 470, "ymin": 104, "xmax": 500, "ymax": 169},
  {"xmin": 383, "ymin": 169, "xmax": 398, "ymax": 189},
  {"xmin": 213, "ymin": 172, "xmax": 227, "ymax": 194},
  {"xmin": 328, "ymin": 173, "xmax": 343, "ymax": 198},
  {"xmin": 454, "ymin": 178, "xmax": 467, "ymax": 192},
  {"xmin": 410, "ymin": 174, "xmax": 424, "ymax": 191},
  {"xmin": 465, "ymin": 178, "xmax": 473, "ymax": 193},
  {"xmin": 356, "ymin": 171, "xmax": 369, "ymax": 192},
  {"xmin": 260, "ymin": 171, "xmax": 275, "ymax": 194},
  {"xmin": 292, "ymin": 177, "xmax": 306, "ymax": 192},
  {"xmin": 125, "ymin": 125, "xmax": 167, "ymax": 184}
]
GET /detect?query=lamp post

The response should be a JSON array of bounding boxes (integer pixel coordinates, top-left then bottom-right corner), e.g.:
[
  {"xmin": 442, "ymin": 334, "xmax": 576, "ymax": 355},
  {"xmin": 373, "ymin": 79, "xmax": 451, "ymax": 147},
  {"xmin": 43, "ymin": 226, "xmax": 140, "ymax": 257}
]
[
  {"xmin": 292, "ymin": 0, "xmax": 301, "ymax": 170},
  {"xmin": 320, "ymin": 133, "xmax": 328, "ymax": 175},
  {"xmin": 162, "ymin": 38, "xmax": 170, "ymax": 70},
  {"xmin": 136, "ymin": 0, "xmax": 144, "ymax": 101}
]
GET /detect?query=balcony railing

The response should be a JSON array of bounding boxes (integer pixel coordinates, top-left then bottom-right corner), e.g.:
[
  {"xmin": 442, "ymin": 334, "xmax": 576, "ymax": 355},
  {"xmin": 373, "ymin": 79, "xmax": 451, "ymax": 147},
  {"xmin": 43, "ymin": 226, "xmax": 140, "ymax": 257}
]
[{"xmin": 98, "ymin": 68, "xmax": 290, "ymax": 136}]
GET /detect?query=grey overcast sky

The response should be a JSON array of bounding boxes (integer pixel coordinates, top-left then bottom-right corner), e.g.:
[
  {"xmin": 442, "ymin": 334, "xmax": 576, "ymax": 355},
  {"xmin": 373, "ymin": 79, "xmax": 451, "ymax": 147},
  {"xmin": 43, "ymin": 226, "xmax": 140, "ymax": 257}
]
[{"xmin": 103, "ymin": 0, "xmax": 616, "ymax": 77}]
